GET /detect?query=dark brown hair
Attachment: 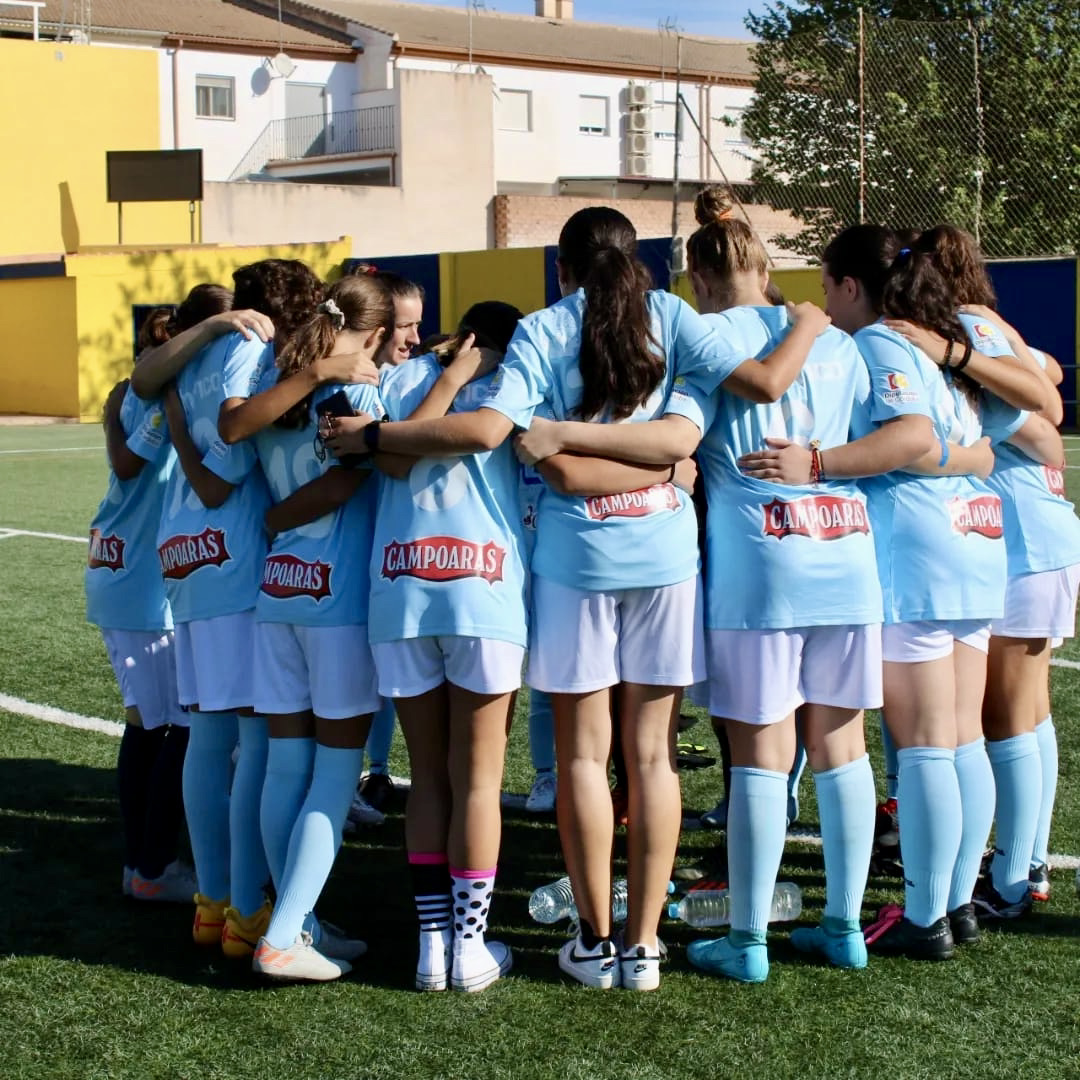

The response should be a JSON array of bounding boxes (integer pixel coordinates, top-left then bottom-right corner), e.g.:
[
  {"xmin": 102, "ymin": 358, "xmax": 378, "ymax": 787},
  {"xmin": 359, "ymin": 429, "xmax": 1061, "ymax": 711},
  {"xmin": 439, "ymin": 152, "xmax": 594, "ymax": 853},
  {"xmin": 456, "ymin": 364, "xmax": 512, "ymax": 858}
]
[
  {"xmin": 432, "ymin": 300, "xmax": 523, "ymax": 365},
  {"xmin": 137, "ymin": 307, "xmax": 173, "ymax": 352},
  {"xmin": 232, "ymin": 259, "xmax": 323, "ymax": 349},
  {"xmin": 557, "ymin": 207, "xmax": 663, "ymax": 421},
  {"xmin": 172, "ymin": 284, "xmax": 232, "ymax": 334},
  {"xmin": 274, "ymin": 274, "xmax": 393, "ymax": 428},
  {"xmin": 915, "ymin": 225, "xmax": 997, "ymax": 308}
]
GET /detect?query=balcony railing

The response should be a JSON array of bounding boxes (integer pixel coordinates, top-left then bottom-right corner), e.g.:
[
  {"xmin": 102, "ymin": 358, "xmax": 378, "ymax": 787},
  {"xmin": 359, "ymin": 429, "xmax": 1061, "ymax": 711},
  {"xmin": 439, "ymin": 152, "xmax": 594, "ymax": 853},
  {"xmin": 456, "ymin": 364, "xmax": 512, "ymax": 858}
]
[{"xmin": 229, "ymin": 105, "xmax": 396, "ymax": 181}]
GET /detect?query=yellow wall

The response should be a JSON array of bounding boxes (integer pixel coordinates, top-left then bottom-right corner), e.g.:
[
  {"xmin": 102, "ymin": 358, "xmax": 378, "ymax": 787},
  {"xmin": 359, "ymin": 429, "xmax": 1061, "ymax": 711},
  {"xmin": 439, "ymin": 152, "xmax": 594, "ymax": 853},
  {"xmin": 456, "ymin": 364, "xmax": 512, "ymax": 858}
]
[
  {"xmin": 438, "ymin": 248, "xmax": 547, "ymax": 329},
  {"xmin": 0, "ymin": 40, "xmax": 190, "ymax": 257},
  {"xmin": 70, "ymin": 239, "xmax": 353, "ymax": 418},
  {"xmin": 0, "ymin": 277, "xmax": 79, "ymax": 416},
  {"xmin": 770, "ymin": 267, "xmax": 825, "ymax": 306}
]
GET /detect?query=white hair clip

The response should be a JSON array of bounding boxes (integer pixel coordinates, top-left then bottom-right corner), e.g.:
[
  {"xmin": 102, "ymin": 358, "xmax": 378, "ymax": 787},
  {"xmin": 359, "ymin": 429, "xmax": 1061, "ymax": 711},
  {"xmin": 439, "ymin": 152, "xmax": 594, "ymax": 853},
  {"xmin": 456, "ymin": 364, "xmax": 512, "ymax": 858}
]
[{"xmin": 318, "ymin": 298, "xmax": 346, "ymax": 330}]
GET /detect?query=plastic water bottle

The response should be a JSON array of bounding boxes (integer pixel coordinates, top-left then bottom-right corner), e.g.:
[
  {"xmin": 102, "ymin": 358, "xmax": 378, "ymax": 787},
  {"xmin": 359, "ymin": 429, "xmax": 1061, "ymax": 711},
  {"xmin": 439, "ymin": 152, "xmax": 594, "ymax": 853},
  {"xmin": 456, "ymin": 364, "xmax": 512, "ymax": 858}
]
[
  {"xmin": 666, "ymin": 882, "xmax": 802, "ymax": 928},
  {"xmin": 529, "ymin": 877, "xmax": 673, "ymax": 924}
]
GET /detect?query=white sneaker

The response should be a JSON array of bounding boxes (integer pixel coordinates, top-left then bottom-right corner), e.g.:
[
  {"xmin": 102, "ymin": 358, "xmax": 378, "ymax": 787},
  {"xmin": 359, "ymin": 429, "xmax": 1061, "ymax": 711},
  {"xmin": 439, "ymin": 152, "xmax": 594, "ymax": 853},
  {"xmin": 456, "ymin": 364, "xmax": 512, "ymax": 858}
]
[
  {"xmin": 450, "ymin": 938, "xmax": 512, "ymax": 992},
  {"xmin": 316, "ymin": 920, "xmax": 367, "ymax": 961},
  {"xmin": 525, "ymin": 772, "xmax": 557, "ymax": 813},
  {"xmin": 620, "ymin": 942, "xmax": 661, "ymax": 991},
  {"xmin": 558, "ymin": 935, "xmax": 620, "ymax": 989},
  {"xmin": 252, "ymin": 932, "xmax": 351, "ymax": 982},
  {"xmin": 122, "ymin": 866, "xmax": 134, "ymax": 897},
  {"xmin": 416, "ymin": 929, "xmax": 451, "ymax": 992},
  {"xmin": 344, "ymin": 792, "xmax": 385, "ymax": 831},
  {"xmin": 131, "ymin": 860, "xmax": 198, "ymax": 903}
]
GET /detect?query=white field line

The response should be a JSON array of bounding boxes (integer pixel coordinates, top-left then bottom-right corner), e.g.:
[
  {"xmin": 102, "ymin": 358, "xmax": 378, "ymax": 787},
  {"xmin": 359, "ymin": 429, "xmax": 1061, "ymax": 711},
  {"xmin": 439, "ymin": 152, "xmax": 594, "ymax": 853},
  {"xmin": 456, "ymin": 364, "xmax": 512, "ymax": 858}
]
[
  {"xmin": 0, "ymin": 527, "xmax": 86, "ymax": 543},
  {"xmin": 1051, "ymin": 657, "xmax": 1080, "ymax": 670},
  {"xmin": 0, "ymin": 446, "xmax": 102, "ymax": 455}
]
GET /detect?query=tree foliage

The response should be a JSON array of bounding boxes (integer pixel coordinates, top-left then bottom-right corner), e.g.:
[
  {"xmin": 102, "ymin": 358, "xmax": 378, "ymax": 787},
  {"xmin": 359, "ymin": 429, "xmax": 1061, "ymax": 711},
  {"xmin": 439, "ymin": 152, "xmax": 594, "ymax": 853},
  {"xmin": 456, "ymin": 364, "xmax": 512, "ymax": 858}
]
[{"xmin": 744, "ymin": 1, "xmax": 1080, "ymax": 258}]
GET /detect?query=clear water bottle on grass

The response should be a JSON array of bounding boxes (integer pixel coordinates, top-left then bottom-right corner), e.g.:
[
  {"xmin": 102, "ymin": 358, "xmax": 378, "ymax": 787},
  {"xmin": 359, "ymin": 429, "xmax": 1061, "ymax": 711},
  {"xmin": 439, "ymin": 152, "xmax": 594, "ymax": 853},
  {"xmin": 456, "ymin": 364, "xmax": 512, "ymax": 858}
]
[
  {"xmin": 529, "ymin": 877, "xmax": 672, "ymax": 924},
  {"xmin": 666, "ymin": 882, "xmax": 802, "ymax": 928}
]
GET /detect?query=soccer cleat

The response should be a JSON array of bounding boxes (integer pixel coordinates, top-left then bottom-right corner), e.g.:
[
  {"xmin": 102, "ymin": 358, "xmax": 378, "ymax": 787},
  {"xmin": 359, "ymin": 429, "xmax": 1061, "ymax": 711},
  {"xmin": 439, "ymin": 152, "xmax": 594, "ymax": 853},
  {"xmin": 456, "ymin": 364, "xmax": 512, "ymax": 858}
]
[
  {"xmin": 131, "ymin": 860, "xmax": 199, "ymax": 904},
  {"xmin": 122, "ymin": 866, "xmax": 134, "ymax": 897},
  {"xmin": 973, "ymin": 880, "xmax": 1033, "ymax": 921},
  {"xmin": 252, "ymin": 933, "xmax": 351, "ymax": 982},
  {"xmin": 450, "ymin": 938, "xmax": 512, "ymax": 992},
  {"xmin": 416, "ymin": 929, "xmax": 451, "ymax": 992},
  {"xmin": 192, "ymin": 894, "xmax": 229, "ymax": 947},
  {"xmin": 699, "ymin": 798, "xmax": 728, "ymax": 830},
  {"xmin": 525, "ymin": 771, "xmax": 557, "ymax": 813},
  {"xmin": 790, "ymin": 918, "xmax": 867, "ymax": 969},
  {"xmin": 344, "ymin": 791, "xmax": 385, "ymax": 832},
  {"xmin": 864, "ymin": 904, "xmax": 954, "ymax": 961},
  {"xmin": 222, "ymin": 900, "xmax": 273, "ymax": 959},
  {"xmin": 1028, "ymin": 861, "xmax": 1050, "ymax": 903},
  {"xmin": 873, "ymin": 798, "xmax": 899, "ymax": 851},
  {"xmin": 687, "ymin": 935, "xmax": 768, "ymax": 983},
  {"xmin": 947, "ymin": 903, "xmax": 980, "ymax": 945},
  {"xmin": 619, "ymin": 942, "xmax": 661, "ymax": 991},
  {"xmin": 359, "ymin": 772, "xmax": 395, "ymax": 814},
  {"xmin": 558, "ymin": 936, "xmax": 620, "ymax": 989},
  {"xmin": 316, "ymin": 921, "xmax": 367, "ymax": 962}
]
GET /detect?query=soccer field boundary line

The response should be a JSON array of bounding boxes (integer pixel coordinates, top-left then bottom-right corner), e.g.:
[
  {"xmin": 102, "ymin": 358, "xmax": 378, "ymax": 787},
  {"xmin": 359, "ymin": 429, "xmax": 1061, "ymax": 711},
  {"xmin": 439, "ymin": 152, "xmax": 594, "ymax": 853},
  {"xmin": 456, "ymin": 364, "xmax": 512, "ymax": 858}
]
[
  {"xmin": 2, "ymin": 692, "xmax": 1079, "ymax": 870},
  {"xmin": 0, "ymin": 446, "xmax": 102, "ymax": 456},
  {"xmin": 0, "ymin": 527, "xmax": 87, "ymax": 543}
]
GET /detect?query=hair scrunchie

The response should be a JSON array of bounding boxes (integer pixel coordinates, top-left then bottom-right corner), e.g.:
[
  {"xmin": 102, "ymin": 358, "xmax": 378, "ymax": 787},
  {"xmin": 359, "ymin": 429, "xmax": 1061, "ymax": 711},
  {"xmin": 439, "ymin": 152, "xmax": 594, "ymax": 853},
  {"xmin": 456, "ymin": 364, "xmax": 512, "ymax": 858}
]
[{"xmin": 317, "ymin": 298, "xmax": 346, "ymax": 330}]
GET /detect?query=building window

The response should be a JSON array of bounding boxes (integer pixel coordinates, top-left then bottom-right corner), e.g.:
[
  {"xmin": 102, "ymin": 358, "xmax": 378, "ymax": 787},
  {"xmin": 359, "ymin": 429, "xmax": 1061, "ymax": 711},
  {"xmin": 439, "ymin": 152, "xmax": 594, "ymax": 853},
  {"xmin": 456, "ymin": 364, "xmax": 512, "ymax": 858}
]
[
  {"xmin": 195, "ymin": 75, "xmax": 235, "ymax": 120},
  {"xmin": 578, "ymin": 94, "xmax": 609, "ymax": 136},
  {"xmin": 498, "ymin": 89, "xmax": 532, "ymax": 132},
  {"xmin": 722, "ymin": 106, "xmax": 748, "ymax": 144}
]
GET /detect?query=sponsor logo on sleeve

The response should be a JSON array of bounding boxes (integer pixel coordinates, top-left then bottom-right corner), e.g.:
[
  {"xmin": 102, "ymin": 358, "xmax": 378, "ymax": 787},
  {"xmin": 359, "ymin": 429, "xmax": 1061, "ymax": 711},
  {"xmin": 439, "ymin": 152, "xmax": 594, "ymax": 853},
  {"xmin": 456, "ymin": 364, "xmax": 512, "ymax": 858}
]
[
  {"xmin": 584, "ymin": 483, "xmax": 680, "ymax": 521},
  {"xmin": 1044, "ymin": 465, "xmax": 1066, "ymax": 497},
  {"xmin": 882, "ymin": 372, "xmax": 919, "ymax": 406},
  {"xmin": 87, "ymin": 528, "xmax": 125, "ymax": 571},
  {"xmin": 973, "ymin": 322, "xmax": 996, "ymax": 340},
  {"xmin": 947, "ymin": 494, "xmax": 1004, "ymax": 539},
  {"xmin": 761, "ymin": 495, "xmax": 870, "ymax": 541},
  {"xmin": 381, "ymin": 536, "xmax": 506, "ymax": 584},
  {"xmin": 260, "ymin": 554, "xmax": 332, "ymax": 601},
  {"xmin": 158, "ymin": 526, "xmax": 230, "ymax": 579}
]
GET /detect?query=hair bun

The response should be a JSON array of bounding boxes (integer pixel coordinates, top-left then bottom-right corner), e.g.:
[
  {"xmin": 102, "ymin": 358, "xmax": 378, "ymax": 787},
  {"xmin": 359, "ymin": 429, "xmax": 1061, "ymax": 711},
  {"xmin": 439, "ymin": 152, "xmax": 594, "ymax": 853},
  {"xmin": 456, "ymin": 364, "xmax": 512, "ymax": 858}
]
[{"xmin": 694, "ymin": 186, "xmax": 734, "ymax": 226}]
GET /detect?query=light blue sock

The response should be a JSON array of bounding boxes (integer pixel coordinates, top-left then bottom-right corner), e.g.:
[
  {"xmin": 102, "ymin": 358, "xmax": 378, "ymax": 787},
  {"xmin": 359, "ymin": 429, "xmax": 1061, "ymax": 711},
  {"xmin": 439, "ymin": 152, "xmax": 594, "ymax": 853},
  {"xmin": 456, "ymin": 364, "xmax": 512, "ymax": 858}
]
[
  {"xmin": 1033, "ymin": 715, "xmax": 1057, "ymax": 866},
  {"xmin": 948, "ymin": 738, "xmax": 996, "ymax": 911},
  {"xmin": 787, "ymin": 730, "xmax": 807, "ymax": 823},
  {"xmin": 880, "ymin": 714, "xmax": 898, "ymax": 800},
  {"xmin": 265, "ymin": 744, "xmax": 364, "ymax": 949},
  {"xmin": 364, "ymin": 699, "xmax": 396, "ymax": 775},
  {"xmin": 987, "ymin": 732, "xmax": 1041, "ymax": 903},
  {"xmin": 260, "ymin": 736, "xmax": 316, "ymax": 890},
  {"xmin": 229, "ymin": 714, "xmax": 270, "ymax": 917},
  {"xmin": 728, "ymin": 766, "xmax": 788, "ymax": 937},
  {"xmin": 182, "ymin": 711, "xmax": 238, "ymax": 900},
  {"xmin": 896, "ymin": 746, "xmax": 961, "ymax": 927},
  {"xmin": 815, "ymin": 754, "xmax": 875, "ymax": 923},
  {"xmin": 528, "ymin": 690, "xmax": 556, "ymax": 773}
]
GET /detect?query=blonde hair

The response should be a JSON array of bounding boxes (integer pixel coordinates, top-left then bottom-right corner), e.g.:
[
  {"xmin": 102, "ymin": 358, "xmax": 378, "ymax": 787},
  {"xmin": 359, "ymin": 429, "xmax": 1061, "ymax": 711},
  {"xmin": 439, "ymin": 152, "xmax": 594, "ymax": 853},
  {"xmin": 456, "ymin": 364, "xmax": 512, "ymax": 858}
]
[{"xmin": 687, "ymin": 187, "xmax": 772, "ymax": 309}]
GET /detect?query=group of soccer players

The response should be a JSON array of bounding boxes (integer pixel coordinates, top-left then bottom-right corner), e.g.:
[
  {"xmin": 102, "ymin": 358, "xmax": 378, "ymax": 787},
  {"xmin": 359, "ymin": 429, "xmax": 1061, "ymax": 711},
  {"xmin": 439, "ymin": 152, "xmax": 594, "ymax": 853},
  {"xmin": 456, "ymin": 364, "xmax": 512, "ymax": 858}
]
[{"xmin": 85, "ymin": 190, "xmax": 1078, "ymax": 992}]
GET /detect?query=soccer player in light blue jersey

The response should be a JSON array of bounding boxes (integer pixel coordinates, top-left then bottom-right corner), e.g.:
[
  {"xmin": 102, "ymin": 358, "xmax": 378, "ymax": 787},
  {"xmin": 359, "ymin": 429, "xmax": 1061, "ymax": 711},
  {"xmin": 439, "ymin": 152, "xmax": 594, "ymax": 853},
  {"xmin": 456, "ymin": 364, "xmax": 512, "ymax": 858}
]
[{"xmin": 330, "ymin": 207, "xmax": 828, "ymax": 990}]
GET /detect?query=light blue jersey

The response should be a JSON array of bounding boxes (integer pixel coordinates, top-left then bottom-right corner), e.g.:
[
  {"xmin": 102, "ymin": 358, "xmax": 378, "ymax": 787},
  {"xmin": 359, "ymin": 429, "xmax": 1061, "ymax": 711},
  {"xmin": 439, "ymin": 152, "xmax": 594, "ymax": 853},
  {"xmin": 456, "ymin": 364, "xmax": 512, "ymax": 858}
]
[
  {"xmin": 369, "ymin": 354, "xmax": 528, "ymax": 647},
  {"xmin": 959, "ymin": 323, "xmax": 1080, "ymax": 574},
  {"xmin": 670, "ymin": 306, "xmax": 882, "ymax": 630},
  {"xmin": 251, "ymin": 362, "xmax": 384, "ymax": 627},
  {"xmin": 156, "ymin": 333, "xmax": 271, "ymax": 623},
  {"xmin": 852, "ymin": 323, "xmax": 1022, "ymax": 623},
  {"xmin": 86, "ymin": 386, "xmax": 175, "ymax": 631},
  {"xmin": 480, "ymin": 288, "xmax": 744, "ymax": 591}
]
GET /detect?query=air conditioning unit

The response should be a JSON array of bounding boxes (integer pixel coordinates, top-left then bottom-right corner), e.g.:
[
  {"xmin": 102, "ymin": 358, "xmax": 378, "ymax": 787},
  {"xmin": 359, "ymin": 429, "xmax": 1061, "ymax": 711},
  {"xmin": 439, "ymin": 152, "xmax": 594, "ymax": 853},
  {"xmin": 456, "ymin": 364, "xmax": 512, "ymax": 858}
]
[
  {"xmin": 626, "ymin": 155, "xmax": 650, "ymax": 177},
  {"xmin": 628, "ymin": 83, "xmax": 652, "ymax": 108},
  {"xmin": 628, "ymin": 110, "xmax": 652, "ymax": 133},
  {"xmin": 628, "ymin": 131, "xmax": 650, "ymax": 155}
]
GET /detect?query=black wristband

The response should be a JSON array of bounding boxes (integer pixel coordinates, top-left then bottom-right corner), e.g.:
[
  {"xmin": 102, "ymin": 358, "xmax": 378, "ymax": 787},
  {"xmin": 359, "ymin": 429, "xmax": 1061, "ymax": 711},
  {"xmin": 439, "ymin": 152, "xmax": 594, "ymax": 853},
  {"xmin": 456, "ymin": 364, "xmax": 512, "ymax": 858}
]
[
  {"xmin": 954, "ymin": 341, "xmax": 973, "ymax": 372},
  {"xmin": 362, "ymin": 420, "xmax": 382, "ymax": 453},
  {"xmin": 942, "ymin": 338, "xmax": 956, "ymax": 369}
]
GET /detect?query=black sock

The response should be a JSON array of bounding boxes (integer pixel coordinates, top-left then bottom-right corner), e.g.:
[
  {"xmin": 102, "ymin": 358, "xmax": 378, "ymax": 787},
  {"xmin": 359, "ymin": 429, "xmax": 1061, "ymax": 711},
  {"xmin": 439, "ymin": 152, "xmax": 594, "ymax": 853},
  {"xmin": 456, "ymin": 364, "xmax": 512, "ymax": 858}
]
[
  {"xmin": 138, "ymin": 724, "xmax": 189, "ymax": 878},
  {"xmin": 410, "ymin": 861, "xmax": 452, "ymax": 932},
  {"xmin": 117, "ymin": 725, "xmax": 166, "ymax": 872},
  {"xmin": 579, "ymin": 917, "xmax": 608, "ymax": 951}
]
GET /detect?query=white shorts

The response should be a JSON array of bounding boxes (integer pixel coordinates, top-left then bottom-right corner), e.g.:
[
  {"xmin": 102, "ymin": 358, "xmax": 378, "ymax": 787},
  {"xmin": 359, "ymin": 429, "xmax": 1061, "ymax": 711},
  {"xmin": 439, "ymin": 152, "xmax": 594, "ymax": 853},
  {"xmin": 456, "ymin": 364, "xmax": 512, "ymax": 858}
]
[
  {"xmin": 882, "ymin": 620, "xmax": 991, "ymax": 663},
  {"xmin": 707, "ymin": 624, "xmax": 883, "ymax": 726},
  {"xmin": 527, "ymin": 574, "xmax": 704, "ymax": 694},
  {"xmin": 174, "ymin": 611, "xmax": 256, "ymax": 712},
  {"xmin": 253, "ymin": 622, "xmax": 380, "ymax": 719},
  {"xmin": 101, "ymin": 628, "xmax": 187, "ymax": 730},
  {"xmin": 991, "ymin": 565, "xmax": 1080, "ymax": 640},
  {"xmin": 373, "ymin": 637, "xmax": 525, "ymax": 698}
]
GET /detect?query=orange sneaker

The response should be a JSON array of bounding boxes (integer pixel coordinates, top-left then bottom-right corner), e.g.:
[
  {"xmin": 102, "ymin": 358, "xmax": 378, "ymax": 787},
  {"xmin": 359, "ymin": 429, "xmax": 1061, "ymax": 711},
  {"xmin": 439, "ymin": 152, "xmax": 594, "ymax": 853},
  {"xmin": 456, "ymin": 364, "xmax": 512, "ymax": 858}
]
[
  {"xmin": 222, "ymin": 900, "xmax": 272, "ymax": 959},
  {"xmin": 192, "ymin": 894, "xmax": 228, "ymax": 947}
]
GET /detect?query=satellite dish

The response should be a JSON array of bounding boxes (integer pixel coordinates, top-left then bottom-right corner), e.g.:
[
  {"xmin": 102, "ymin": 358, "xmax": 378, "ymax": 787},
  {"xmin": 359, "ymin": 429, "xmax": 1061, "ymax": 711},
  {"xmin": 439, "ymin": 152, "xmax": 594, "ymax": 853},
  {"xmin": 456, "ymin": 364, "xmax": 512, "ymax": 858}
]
[{"xmin": 269, "ymin": 51, "xmax": 296, "ymax": 78}]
